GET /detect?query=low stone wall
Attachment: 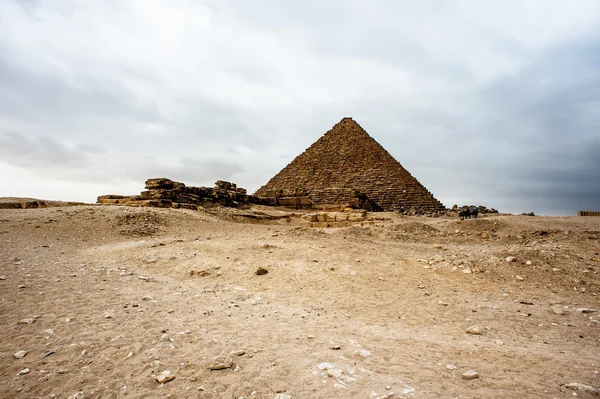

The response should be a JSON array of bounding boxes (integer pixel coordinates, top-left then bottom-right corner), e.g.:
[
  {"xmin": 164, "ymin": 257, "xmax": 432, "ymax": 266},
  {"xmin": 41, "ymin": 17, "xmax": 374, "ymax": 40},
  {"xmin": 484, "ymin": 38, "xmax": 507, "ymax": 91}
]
[{"xmin": 578, "ymin": 211, "xmax": 600, "ymax": 216}]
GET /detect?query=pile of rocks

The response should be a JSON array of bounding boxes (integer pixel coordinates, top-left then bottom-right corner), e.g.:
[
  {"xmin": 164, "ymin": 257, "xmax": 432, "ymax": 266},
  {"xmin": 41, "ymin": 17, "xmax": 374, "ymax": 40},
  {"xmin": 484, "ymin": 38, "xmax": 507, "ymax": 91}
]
[
  {"xmin": 98, "ymin": 178, "xmax": 272, "ymax": 209},
  {"xmin": 450, "ymin": 205, "xmax": 499, "ymax": 214}
]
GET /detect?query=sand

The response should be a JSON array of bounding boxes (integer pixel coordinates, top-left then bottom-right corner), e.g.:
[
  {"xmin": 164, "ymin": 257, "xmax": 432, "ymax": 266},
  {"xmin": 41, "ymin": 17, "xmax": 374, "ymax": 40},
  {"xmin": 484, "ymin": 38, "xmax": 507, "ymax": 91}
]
[{"xmin": 0, "ymin": 205, "xmax": 599, "ymax": 398}]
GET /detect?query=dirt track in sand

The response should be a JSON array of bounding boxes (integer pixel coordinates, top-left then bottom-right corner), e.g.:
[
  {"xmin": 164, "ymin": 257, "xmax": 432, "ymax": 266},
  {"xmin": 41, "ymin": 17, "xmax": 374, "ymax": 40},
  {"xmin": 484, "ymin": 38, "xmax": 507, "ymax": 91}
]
[{"xmin": 0, "ymin": 205, "xmax": 599, "ymax": 399}]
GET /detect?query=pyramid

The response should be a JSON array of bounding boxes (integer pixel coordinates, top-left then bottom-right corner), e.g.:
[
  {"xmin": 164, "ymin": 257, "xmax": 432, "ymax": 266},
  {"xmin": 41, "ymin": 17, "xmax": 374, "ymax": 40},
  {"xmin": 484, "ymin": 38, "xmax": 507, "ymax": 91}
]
[{"xmin": 255, "ymin": 117, "xmax": 445, "ymax": 212}]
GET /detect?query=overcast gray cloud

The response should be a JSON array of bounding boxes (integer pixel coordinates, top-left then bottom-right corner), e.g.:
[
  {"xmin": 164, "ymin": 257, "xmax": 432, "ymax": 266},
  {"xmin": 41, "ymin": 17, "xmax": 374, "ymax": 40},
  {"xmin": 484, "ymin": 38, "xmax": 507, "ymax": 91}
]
[{"xmin": 0, "ymin": 0, "xmax": 599, "ymax": 215}]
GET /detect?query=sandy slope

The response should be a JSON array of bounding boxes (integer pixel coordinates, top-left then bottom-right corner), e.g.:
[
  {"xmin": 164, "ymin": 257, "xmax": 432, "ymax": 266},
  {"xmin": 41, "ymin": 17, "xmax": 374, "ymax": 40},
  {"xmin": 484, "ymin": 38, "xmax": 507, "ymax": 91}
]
[{"xmin": 0, "ymin": 205, "xmax": 599, "ymax": 399}]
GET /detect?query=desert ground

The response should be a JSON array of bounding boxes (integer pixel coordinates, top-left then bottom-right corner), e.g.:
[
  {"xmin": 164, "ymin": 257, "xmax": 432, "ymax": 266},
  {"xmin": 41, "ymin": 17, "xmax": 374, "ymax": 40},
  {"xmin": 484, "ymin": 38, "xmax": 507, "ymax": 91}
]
[{"xmin": 1, "ymin": 204, "xmax": 599, "ymax": 399}]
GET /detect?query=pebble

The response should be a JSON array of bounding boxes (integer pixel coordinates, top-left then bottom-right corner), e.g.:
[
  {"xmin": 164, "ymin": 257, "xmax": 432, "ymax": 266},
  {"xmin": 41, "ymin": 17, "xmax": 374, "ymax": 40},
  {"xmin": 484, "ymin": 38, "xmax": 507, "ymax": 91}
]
[
  {"xmin": 41, "ymin": 328, "xmax": 54, "ymax": 335},
  {"xmin": 207, "ymin": 356, "xmax": 233, "ymax": 370},
  {"xmin": 0, "ymin": 276, "xmax": 5, "ymax": 280},
  {"xmin": 552, "ymin": 268, "xmax": 561, "ymax": 272},
  {"xmin": 330, "ymin": 342, "xmax": 342, "ymax": 350},
  {"xmin": 230, "ymin": 350, "xmax": 246, "ymax": 356},
  {"xmin": 156, "ymin": 370, "xmax": 175, "ymax": 383},
  {"xmin": 274, "ymin": 394, "xmax": 292, "ymax": 399},
  {"xmin": 446, "ymin": 364, "xmax": 457, "ymax": 370},
  {"xmin": 104, "ymin": 313, "xmax": 114, "ymax": 319},
  {"xmin": 552, "ymin": 306, "xmax": 565, "ymax": 315},
  {"xmin": 506, "ymin": 256, "xmax": 516, "ymax": 262},
  {"xmin": 13, "ymin": 350, "xmax": 27, "ymax": 359},
  {"xmin": 17, "ymin": 284, "xmax": 26, "ymax": 289},
  {"xmin": 516, "ymin": 275, "xmax": 524, "ymax": 281},
  {"xmin": 18, "ymin": 368, "xmax": 30, "ymax": 375},
  {"xmin": 358, "ymin": 349, "xmax": 372, "ymax": 358},
  {"xmin": 462, "ymin": 370, "xmax": 479, "ymax": 380},
  {"xmin": 317, "ymin": 362, "xmax": 335, "ymax": 371},
  {"xmin": 255, "ymin": 267, "xmax": 269, "ymax": 276},
  {"xmin": 525, "ymin": 260, "xmax": 532, "ymax": 265},
  {"xmin": 466, "ymin": 325, "xmax": 483, "ymax": 335},
  {"xmin": 142, "ymin": 295, "xmax": 154, "ymax": 301},
  {"xmin": 438, "ymin": 300, "xmax": 449, "ymax": 306},
  {"xmin": 67, "ymin": 393, "xmax": 84, "ymax": 399},
  {"xmin": 159, "ymin": 333, "xmax": 171, "ymax": 342}
]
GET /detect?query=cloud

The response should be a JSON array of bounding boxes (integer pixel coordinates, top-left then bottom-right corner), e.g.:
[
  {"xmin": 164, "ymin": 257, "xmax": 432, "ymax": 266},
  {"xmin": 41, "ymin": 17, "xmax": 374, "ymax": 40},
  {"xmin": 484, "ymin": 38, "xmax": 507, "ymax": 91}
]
[{"xmin": 0, "ymin": 0, "xmax": 598, "ymax": 215}]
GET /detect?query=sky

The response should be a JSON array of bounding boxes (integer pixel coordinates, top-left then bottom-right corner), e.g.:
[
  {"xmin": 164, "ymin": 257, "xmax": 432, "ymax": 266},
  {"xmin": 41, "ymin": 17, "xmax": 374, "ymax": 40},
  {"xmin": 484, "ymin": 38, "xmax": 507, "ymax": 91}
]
[{"xmin": 0, "ymin": 0, "xmax": 599, "ymax": 216}]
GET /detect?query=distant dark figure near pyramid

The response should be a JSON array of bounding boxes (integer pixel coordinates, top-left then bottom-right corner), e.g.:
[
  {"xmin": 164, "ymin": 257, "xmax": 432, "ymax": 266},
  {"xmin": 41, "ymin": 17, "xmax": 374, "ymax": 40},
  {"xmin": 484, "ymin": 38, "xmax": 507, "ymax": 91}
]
[{"xmin": 255, "ymin": 117, "xmax": 445, "ymax": 212}]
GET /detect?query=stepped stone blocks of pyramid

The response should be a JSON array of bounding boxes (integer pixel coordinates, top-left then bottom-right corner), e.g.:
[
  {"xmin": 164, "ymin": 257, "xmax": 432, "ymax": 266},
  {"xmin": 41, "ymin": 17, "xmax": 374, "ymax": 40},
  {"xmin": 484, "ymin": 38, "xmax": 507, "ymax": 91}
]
[{"xmin": 255, "ymin": 117, "xmax": 445, "ymax": 212}]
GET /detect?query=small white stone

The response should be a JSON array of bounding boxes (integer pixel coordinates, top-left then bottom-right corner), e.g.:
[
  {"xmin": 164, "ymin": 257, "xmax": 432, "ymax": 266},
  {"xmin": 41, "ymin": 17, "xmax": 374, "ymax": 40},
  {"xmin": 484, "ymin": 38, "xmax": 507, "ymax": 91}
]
[
  {"xmin": 446, "ymin": 364, "xmax": 457, "ymax": 370},
  {"xmin": 462, "ymin": 370, "xmax": 479, "ymax": 380},
  {"xmin": 13, "ymin": 350, "xmax": 27, "ymax": 359},
  {"xmin": 142, "ymin": 295, "xmax": 154, "ymax": 301},
  {"xmin": 318, "ymin": 362, "xmax": 335, "ymax": 370},
  {"xmin": 274, "ymin": 394, "xmax": 292, "ymax": 399},
  {"xmin": 156, "ymin": 370, "xmax": 175, "ymax": 383},
  {"xmin": 358, "ymin": 349, "xmax": 372, "ymax": 358},
  {"xmin": 18, "ymin": 368, "xmax": 30, "ymax": 375},
  {"xmin": 438, "ymin": 300, "xmax": 449, "ymax": 306},
  {"xmin": 505, "ymin": 256, "xmax": 516, "ymax": 262},
  {"xmin": 159, "ymin": 333, "xmax": 171, "ymax": 342},
  {"xmin": 516, "ymin": 275, "xmax": 524, "ymax": 281},
  {"xmin": 525, "ymin": 260, "xmax": 532, "ymax": 265}
]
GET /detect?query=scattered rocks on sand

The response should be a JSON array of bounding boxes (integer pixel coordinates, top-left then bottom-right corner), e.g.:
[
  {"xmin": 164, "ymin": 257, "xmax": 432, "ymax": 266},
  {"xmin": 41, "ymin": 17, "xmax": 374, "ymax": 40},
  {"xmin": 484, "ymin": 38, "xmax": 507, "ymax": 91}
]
[
  {"xmin": 255, "ymin": 267, "xmax": 269, "ymax": 276},
  {"xmin": 466, "ymin": 325, "xmax": 483, "ymax": 335},
  {"xmin": 156, "ymin": 370, "xmax": 175, "ymax": 383},
  {"xmin": 13, "ymin": 350, "xmax": 27, "ymax": 359},
  {"xmin": 207, "ymin": 356, "xmax": 234, "ymax": 370},
  {"xmin": 462, "ymin": 370, "xmax": 479, "ymax": 380}
]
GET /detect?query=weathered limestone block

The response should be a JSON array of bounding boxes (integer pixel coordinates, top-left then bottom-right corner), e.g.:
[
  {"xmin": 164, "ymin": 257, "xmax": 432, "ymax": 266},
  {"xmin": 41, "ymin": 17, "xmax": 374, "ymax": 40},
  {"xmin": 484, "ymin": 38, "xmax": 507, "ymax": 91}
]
[
  {"xmin": 215, "ymin": 180, "xmax": 236, "ymax": 190},
  {"xmin": 146, "ymin": 178, "xmax": 177, "ymax": 190}
]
